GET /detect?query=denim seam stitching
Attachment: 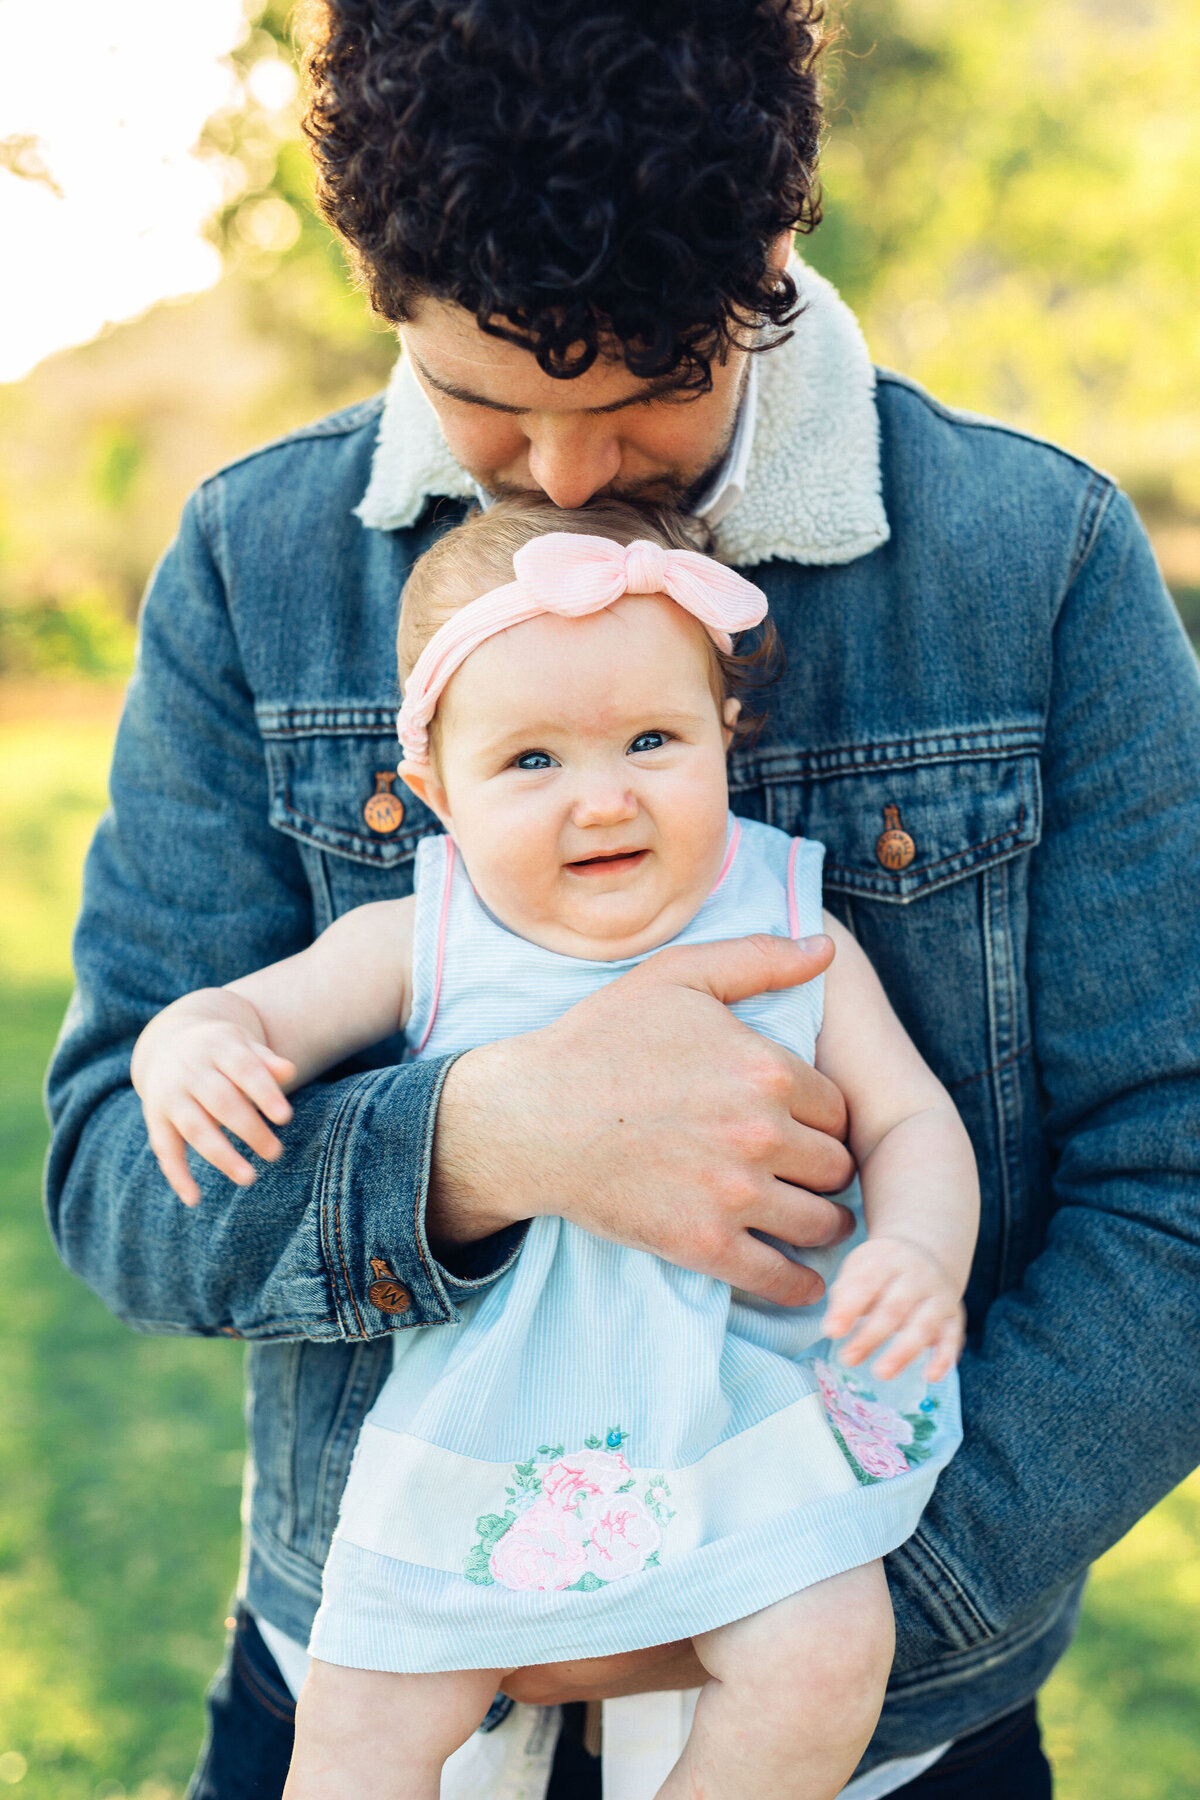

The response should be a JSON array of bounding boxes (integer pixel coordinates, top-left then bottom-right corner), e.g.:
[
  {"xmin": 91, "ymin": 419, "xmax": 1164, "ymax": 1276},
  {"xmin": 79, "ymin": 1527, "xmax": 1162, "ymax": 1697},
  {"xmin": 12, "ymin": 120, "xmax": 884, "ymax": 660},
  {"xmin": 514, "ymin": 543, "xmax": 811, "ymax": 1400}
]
[
  {"xmin": 233, "ymin": 1640, "xmax": 296, "ymax": 1722},
  {"xmin": 944, "ymin": 1043, "xmax": 1032, "ymax": 1092},
  {"xmin": 319, "ymin": 1075, "xmax": 373, "ymax": 1339},
  {"xmin": 906, "ymin": 1529, "xmax": 995, "ymax": 1644},
  {"xmin": 1064, "ymin": 473, "xmax": 1117, "ymax": 591},
  {"xmin": 408, "ymin": 1053, "xmax": 467, "ymax": 1318}
]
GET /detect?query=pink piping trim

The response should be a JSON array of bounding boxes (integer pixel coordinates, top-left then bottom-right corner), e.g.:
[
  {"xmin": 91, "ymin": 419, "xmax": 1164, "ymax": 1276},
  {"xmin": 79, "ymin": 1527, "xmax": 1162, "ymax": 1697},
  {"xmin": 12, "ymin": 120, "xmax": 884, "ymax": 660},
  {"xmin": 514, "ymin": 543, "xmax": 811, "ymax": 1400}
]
[
  {"xmin": 709, "ymin": 817, "xmax": 742, "ymax": 896},
  {"xmin": 416, "ymin": 837, "xmax": 456, "ymax": 1053},
  {"xmin": 786, "ymin": 837, "xmax": 802, "ymax": 939}
]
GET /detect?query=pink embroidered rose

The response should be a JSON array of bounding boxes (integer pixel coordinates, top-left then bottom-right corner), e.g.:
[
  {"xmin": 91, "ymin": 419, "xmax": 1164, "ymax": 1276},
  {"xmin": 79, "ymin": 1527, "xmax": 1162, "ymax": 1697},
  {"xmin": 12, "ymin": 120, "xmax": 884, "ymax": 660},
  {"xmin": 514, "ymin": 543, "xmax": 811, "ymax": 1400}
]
[
  {"xmin": 815, "ymin": 1361, "xmax": 912, "ymax": 1481},
  {"xmin": 579, "ymin": 1493, "xmax": 662, "ymax": 1581},
  {"xmin": 541, "ymin": 1449, "xmax": 630, "ymax": 1510},
  {"xmin": 489, "ymin": 1500, "xmax": 589, "ymax": 1591},
  {"xmin": 837, "ymin": 1418, "xmax": 910, "ymax": 1479}
]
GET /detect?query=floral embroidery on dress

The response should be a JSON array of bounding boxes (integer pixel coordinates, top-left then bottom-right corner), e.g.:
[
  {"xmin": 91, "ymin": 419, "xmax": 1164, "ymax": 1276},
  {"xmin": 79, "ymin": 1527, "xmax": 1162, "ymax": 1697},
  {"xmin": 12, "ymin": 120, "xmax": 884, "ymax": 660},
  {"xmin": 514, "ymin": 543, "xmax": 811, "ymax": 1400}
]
[
  {"xmin": 464, "ymin": 1428, "xmax": 673, "ymax": 1590},
  {"xmin": 814, "ymin": 1360, "xmax": 939, "ymax": 1486}
]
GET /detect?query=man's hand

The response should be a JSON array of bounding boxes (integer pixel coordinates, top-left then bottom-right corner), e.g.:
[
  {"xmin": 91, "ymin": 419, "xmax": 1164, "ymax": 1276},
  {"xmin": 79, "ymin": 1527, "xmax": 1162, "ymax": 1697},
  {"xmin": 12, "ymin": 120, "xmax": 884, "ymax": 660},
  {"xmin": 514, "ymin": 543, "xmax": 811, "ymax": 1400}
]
[
  {"xmin": 501, "ymin": 1641, "xmax": 706, "ymax": 1705},
  {"xmin": 428, "ymin": 933, "xmax": 855, "ymax": 1305}
]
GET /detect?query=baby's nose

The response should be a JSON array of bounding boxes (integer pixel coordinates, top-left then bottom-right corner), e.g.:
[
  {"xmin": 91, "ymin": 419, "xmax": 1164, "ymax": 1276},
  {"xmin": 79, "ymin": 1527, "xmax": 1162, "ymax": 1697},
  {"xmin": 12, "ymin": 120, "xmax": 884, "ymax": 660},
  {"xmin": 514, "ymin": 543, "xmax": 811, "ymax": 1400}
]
[{"xmin": 572, "ymin": 780, "xmax": 637, "ymax": 826}]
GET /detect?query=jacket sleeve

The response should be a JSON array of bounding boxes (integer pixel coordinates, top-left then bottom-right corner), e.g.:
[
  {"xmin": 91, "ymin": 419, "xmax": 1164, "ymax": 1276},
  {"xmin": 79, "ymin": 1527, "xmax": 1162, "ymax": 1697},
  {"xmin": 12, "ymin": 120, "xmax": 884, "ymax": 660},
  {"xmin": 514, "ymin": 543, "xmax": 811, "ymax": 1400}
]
[
  {"xmin": 887, "ymin": 485, "xmax": 1200, "ymax": 1670},
  {"xmin": 45, "ymin": 482, "xmax": 524, "ymax": 1340}
]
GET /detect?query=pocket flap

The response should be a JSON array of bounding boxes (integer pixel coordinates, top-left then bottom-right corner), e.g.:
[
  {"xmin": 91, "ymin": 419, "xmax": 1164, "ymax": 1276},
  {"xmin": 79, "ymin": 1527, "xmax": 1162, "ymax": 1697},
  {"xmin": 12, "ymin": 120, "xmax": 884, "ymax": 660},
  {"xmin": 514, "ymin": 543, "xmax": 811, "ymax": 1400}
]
[
  {"xmin": 807, "ymin": 747, "xmax": 1042, "ymax": 903},
  {"xmin": 258, "ymin": 705, "xmax": 439, "ymax": 867}
]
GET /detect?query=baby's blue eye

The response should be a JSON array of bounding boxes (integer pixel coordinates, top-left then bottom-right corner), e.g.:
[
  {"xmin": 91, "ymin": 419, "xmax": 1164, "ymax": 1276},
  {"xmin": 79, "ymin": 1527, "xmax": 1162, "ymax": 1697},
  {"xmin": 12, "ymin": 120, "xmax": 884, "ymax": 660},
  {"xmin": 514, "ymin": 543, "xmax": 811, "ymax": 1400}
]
[
  {"xmin": 629, "ymin": 732, "xmax": 666, "ymax": 754},
  {"xmin": 514, "ymin": 750, "xmax": 555, "ymax": 771}
]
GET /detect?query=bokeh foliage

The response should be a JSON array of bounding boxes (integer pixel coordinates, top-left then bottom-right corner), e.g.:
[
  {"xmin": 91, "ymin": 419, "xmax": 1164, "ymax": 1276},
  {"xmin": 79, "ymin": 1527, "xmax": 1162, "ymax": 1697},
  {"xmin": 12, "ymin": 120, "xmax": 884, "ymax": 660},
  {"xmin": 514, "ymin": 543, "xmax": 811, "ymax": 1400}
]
[{"xmin": 1, "ymin": 0, "xmax": 1199, "ymax": 682}]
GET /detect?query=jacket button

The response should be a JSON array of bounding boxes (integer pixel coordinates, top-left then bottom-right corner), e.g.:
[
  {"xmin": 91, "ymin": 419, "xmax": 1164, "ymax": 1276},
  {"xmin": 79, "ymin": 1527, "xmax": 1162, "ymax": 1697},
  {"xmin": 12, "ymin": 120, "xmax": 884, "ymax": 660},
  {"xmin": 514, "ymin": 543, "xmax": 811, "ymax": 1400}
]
[
  {"xmin": 363, "ymin": 771, "xmax": 405, "ymax": 834},
  {"xmin": 876, "ymin": 804, "xmax": 916, "ymax": 872},
  {"xmin": 367, "ymin": 1257, "xmax": 412, "ymax": 1313}
]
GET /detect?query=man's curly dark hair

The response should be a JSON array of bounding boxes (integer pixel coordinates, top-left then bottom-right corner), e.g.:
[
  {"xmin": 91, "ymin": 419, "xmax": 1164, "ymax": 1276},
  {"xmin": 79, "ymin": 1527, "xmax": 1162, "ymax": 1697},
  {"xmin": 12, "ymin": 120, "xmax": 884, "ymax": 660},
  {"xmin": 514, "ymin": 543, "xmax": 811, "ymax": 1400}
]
[{"xmin": 304, "ymin": 0, "xmax": 826, "ymax": 391}]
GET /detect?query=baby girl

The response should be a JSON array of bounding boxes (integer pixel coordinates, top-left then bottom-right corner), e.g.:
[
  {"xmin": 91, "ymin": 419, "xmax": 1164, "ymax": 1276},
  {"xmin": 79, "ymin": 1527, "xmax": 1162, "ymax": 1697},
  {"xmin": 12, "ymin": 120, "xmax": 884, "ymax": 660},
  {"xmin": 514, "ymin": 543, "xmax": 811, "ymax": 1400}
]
[{"xmin": 133, "ymin": 496, "xmax": 977, "ymax": 1800}]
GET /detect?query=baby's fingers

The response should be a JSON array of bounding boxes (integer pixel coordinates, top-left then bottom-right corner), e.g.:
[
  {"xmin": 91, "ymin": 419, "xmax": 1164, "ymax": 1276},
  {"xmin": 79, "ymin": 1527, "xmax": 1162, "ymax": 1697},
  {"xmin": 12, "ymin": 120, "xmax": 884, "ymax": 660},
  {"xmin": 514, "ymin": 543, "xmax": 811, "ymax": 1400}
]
[
  {"xmin": 193, "ymin": 1069, "xmax": 284, "ymax": 1165},
  {"xmin": 148, "ymin": 1118, "xmax": 201, "ymax": 1207},
  {"xmin": 215, "ymin": 1040, "xmax": 295, "ymax": 1127},
  {"xmin": 836, "ymin": 1274, "xmax": 921, "ymax": 1367},
  {"xmin": 824, "ymin": 1262, "xmax": 891, "ymax": 1341},
  {"xmin": 924, "ymin": 1311, "xmax": 966, "ymax": 1385},
  {"xmin": 172, "ymin": 1097, "xmax": 258, "ymax": 1188},
  {"xmin": 873, "ymin": 1298, "xmax": 960, "ymax": 1381}
]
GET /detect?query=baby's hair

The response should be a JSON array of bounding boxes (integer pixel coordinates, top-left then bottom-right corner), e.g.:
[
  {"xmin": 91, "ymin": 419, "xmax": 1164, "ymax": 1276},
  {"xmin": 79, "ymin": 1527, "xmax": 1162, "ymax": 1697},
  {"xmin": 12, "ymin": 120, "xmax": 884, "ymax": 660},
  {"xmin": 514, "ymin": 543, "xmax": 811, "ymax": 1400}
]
[{"xmin": 398, "ymin": 494, "xmax": 781, "ymax": 755}]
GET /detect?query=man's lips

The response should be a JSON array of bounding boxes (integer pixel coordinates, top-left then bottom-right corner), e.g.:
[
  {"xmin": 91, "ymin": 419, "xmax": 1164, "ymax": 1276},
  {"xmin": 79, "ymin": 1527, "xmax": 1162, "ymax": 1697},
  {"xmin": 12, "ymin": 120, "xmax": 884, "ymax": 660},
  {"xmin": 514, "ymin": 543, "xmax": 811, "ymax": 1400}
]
[{"xmin": 565, "ymin": 848, "xmax": 649, "ymax": 875}]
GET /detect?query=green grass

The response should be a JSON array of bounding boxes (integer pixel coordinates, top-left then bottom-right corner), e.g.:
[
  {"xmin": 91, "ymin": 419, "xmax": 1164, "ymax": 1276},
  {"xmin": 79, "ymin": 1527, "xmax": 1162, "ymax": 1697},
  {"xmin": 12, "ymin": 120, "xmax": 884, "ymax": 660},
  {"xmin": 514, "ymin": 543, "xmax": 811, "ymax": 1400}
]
[{"xmin": 0, "ymin": 682, "xmax": 1197, "ymax": 1796}]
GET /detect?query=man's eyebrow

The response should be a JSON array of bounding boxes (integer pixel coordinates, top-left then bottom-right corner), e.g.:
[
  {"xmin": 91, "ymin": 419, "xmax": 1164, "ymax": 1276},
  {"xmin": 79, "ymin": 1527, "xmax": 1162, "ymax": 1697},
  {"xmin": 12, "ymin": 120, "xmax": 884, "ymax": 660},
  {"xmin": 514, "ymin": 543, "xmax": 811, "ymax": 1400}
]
[{"xmin": 410, "ymin": 355, "xmax": 689, "ymax": 415}]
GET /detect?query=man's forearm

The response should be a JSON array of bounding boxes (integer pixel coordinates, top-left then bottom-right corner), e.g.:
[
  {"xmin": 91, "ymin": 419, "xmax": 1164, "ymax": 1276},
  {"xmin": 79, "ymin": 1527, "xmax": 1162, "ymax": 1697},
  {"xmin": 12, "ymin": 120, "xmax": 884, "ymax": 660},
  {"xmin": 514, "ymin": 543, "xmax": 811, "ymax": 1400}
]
[{"xmin": 47, "ymin": 1051, "xmax": 518, "ymax": 1339}]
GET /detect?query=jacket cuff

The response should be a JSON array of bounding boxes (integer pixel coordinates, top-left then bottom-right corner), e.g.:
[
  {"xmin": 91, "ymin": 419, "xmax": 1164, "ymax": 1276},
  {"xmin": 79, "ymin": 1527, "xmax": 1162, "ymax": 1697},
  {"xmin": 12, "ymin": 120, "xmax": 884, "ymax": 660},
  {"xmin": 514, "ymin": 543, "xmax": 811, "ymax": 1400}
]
[{"xmin": 317, "ymin": 1053, "xmax": 525, "ymax": 1340}]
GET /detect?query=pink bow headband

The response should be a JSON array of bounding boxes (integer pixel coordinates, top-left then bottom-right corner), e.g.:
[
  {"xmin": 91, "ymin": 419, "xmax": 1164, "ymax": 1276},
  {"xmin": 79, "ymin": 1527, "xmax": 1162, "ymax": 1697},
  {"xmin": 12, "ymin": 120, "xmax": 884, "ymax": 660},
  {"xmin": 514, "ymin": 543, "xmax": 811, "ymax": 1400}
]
[{"xmin": 397, "ymin": 532, "xmax": 768, "ymax": 768}]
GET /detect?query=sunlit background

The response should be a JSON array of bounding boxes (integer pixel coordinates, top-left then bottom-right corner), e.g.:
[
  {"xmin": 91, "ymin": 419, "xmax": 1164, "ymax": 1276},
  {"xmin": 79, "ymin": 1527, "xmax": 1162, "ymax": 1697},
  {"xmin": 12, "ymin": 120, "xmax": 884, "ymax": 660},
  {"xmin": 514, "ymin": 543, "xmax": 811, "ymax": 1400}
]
[{"xmin": 0, "ymin": 2, "xmax": 1198, "ymax": 1795}]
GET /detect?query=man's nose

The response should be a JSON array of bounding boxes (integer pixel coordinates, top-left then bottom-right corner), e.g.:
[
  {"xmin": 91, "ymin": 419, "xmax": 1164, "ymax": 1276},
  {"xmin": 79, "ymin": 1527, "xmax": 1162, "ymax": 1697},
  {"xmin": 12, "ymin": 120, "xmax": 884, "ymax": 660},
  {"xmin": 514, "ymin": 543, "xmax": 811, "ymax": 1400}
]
[{"xmin": 526, "ymin": 417, "xmax": 622, "ymax": 508}]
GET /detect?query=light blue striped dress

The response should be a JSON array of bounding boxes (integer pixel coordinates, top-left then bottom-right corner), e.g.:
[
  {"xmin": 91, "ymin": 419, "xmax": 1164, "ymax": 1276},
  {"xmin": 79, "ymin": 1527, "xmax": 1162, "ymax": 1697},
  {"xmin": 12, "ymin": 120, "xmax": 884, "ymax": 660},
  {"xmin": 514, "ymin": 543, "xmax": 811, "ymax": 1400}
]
[{"xmin": 310, "ymin": 815, "xmax": 961, "ymax": 1672}]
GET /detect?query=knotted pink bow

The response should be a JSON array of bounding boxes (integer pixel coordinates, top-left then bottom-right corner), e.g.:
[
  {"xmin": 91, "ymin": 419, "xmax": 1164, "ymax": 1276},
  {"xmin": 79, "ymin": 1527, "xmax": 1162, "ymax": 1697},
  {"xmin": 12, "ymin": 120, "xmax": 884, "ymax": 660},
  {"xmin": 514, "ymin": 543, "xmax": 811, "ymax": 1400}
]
[{"xmin": 397, "ymin": 532, "xmax": 768, "ymax": 767}]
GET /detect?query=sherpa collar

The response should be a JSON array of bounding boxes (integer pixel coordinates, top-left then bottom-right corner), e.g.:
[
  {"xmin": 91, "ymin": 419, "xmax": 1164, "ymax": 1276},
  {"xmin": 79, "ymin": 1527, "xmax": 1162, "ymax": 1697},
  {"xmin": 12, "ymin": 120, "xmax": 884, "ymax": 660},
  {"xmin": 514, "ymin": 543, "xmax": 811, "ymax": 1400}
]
[{"xmin": 355, "ymin": 259, "xmax": 889, "ymax": 569}]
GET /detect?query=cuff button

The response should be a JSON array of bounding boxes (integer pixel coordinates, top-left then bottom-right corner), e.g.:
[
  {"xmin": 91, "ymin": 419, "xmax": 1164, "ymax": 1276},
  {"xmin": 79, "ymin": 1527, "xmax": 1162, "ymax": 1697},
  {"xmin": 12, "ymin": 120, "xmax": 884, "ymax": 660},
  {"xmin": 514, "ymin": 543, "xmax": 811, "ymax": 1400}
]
[{"xmin": 368, "ymin": 1257, "xmax": 412, "ymax": 1313}]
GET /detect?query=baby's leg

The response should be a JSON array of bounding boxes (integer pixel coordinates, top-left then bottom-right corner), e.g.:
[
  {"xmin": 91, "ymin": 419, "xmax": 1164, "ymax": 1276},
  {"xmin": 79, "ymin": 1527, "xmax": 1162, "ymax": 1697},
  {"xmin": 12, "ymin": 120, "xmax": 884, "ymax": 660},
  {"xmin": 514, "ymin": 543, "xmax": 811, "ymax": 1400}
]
[
  {"xmin": 284, "ymin": 1658, "xmax": 502, "ymax": 1800},
  {"xmin": 659, "ymin": 1560, "xmax": 894, "ymax": 1800}
]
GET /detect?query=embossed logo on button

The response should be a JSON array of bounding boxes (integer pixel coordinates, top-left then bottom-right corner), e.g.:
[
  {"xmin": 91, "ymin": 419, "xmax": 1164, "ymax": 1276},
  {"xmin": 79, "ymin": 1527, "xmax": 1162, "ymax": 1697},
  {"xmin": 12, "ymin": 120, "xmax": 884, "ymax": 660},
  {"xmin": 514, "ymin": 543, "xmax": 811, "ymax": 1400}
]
[
  {"xmin": 875, "ymin": 804, "xmax": 916, "ymax": 872},
  {"xmin": 363, "ymin": 771, "xmax": 405, "ymax": 835},
  {"xmin": 367, "ymin": 1257, "xmax": 412, "ymax": 1313}
]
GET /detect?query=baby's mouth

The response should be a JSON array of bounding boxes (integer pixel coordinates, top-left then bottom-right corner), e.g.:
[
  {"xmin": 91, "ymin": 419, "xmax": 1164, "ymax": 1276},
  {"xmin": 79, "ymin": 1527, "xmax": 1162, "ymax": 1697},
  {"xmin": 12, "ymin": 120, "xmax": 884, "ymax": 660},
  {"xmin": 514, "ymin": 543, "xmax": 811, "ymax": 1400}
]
[{"xmin": 566, "ymin": 848, "xmax": 649, "ymax": 876}]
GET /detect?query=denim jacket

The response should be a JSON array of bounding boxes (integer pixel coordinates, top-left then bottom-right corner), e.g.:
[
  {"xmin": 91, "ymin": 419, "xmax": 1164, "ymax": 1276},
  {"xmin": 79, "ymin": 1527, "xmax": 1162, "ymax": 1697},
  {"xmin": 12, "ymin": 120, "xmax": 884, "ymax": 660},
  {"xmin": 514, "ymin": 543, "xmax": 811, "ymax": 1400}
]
[{"xmin": 46, "ymin": 292, "xmax": 1200, "ymax": 1769}]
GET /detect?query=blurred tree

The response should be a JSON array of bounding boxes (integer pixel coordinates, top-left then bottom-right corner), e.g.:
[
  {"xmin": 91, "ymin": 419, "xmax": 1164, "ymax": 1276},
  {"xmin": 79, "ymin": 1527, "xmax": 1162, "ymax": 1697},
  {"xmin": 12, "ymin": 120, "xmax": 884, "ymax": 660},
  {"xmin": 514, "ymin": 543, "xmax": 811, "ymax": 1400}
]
[{"xmin": 810, "ymin": 0, "xmax": 1200, "ymax": 514}]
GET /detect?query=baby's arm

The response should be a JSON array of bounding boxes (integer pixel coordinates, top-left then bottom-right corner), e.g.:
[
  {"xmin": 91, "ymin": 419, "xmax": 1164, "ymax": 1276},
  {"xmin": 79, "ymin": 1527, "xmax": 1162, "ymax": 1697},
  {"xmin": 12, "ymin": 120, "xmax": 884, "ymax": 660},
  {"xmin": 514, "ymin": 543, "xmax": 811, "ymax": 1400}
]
[
  {"xmin": 815, "ymin": 912, "xmax": 979, "ymax": 1382},
  {"xmin": 131, "ymin": 896, "xmax": 415, "ymax": 1206}
]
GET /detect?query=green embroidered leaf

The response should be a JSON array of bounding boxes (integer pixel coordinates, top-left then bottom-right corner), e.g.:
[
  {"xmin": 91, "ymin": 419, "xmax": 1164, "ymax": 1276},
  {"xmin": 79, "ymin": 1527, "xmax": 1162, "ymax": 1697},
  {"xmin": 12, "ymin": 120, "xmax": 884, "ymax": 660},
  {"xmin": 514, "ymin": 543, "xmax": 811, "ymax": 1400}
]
[
  {"xmin": 474, "ymin": 1510, "xmax": 517, "ymax": 1549},
  {"xmin": 463, "ymin": 1544, "xmax": 496, "ymax": 1585},
  {"xmin": 616, "ymin": 1479, "xmax": 635, "ymax": 1493},
  {"xmin": 584, "ymin": 1435, "xmax": 602, "ymax": 1449},
  {"xmin": 908, "ymin": 1413, "xmax": 937, "ymax": 1443},
  {"xmin": 644, "ymin": 1552, "xmax": 660, "ymax": 1567},
  {"xmin": 566, "ymin": 1572, "xmax": 606, "ymax": 1592},
  {"xmin": 536, "ymin": 1444, "xmax": 565, "ymax": 1459}
]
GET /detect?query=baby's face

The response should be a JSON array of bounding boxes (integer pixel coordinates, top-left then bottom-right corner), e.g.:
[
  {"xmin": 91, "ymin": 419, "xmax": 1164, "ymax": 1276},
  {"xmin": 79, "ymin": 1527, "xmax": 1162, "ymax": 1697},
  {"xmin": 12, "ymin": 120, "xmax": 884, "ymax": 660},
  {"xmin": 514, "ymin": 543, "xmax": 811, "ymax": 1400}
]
[{"xmin": 406, "ymin": 594, "xmax": 736, "ymax": 960}]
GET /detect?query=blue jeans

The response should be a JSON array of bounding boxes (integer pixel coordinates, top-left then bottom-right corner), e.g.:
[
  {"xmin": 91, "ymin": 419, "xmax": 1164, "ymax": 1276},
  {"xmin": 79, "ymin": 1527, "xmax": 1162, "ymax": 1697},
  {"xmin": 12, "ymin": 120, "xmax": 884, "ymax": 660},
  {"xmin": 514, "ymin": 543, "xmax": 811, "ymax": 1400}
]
[{"xmin": 186, "ymin": 1609, "xmax": 1053, "ymax": 1798}]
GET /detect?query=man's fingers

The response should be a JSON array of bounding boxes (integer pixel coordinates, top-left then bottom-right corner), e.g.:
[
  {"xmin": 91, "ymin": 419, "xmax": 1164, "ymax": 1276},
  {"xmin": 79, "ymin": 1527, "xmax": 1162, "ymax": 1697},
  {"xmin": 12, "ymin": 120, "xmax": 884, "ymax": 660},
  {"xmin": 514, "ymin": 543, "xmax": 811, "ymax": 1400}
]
[
  {"xmin": 149, "ymin": 1119, "xmax": 200, "ymax": 1207},
  {"xmin": 726, "ymin": 1236, "xmax": 827, "ymax": 1308},
  {"xmin": 642, "ymin": 932, "xmax": 835, "ymax": 1009},
  {"xmin": 770, "ymin": 1114, "xmax": 855, "ymax": 1193},
  {"xmin": 757, "ymin": 1184, "xmax": 857, "ymax": 1256}
]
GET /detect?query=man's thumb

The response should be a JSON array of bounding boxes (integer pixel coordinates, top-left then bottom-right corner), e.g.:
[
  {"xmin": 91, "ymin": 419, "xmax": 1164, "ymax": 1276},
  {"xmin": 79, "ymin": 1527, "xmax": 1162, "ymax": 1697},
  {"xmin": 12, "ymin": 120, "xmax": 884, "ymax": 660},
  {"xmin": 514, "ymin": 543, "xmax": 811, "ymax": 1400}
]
[{"xmin": 666, "ymin": 932, "xmax": 835, "ymax": 1006}]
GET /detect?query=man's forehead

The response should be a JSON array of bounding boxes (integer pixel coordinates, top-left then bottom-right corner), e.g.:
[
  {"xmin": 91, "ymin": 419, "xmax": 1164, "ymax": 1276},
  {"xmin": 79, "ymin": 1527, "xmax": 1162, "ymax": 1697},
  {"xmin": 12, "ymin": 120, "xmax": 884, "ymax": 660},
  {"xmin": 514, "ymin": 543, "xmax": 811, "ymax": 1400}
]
[{"xmin": 400, "ymin": 298, "xmax": 694, "ymax": 414}]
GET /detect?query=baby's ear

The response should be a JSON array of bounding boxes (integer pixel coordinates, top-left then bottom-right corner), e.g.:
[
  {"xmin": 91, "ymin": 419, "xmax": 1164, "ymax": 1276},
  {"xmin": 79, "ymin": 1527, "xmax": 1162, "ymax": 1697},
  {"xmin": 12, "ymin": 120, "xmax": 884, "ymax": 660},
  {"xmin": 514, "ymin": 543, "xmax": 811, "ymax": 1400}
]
[
  {"xmin": 721, "ymin": 696, "xmax": 742, "ymax": 747},
  {"xmin": 397, "ymin": 762, "xmax": 453, "ymax": 830}
]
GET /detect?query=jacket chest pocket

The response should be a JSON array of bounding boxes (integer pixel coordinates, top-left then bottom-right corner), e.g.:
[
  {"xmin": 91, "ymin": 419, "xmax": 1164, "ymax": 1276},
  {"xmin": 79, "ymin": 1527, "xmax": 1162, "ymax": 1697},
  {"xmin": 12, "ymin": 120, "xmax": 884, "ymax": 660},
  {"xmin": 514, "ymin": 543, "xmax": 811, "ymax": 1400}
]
[
  {"xmin": 258, "ymin": 705, "xmax": 441, "ymax": 928},
  {"xmin": 736, "ymin": 732, "xmax": 1046, "ymax": 1311}
]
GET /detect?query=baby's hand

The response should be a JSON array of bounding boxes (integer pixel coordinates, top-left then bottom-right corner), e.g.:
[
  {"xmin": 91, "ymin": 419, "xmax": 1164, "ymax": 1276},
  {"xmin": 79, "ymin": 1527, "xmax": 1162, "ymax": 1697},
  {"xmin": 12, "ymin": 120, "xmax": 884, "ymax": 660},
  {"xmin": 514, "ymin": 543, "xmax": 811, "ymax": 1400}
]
[
  {"xmin": 132, "ymin": 1015, "xmax": 296, "ymax": 1208},
  {"xmin": 823, "ymin": 1236, "xmax": 965, "ymax": 1383}
]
